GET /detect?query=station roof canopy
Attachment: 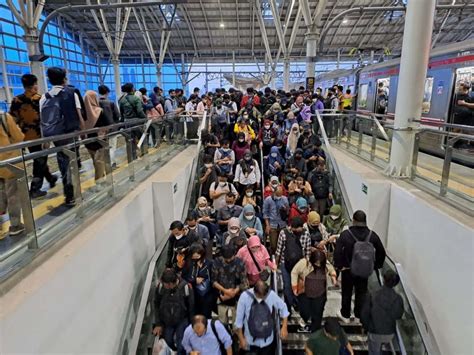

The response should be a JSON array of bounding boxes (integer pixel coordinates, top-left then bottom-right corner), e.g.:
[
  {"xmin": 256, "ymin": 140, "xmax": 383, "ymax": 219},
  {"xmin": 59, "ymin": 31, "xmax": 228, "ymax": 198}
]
[{"xmin": 43, "ymin": 0, "xmax": 474, "ymax": 63}]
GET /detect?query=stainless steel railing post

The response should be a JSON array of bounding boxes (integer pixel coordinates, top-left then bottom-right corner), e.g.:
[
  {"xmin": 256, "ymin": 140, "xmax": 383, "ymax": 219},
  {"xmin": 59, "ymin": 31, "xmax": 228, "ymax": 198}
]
[
  {"xmin": 370, "ymin": 120, "xmax": 377, "ymax": 162},
  {"xmin": 440, "ymin": 137, "xmax": 455, "ymax": 197}
]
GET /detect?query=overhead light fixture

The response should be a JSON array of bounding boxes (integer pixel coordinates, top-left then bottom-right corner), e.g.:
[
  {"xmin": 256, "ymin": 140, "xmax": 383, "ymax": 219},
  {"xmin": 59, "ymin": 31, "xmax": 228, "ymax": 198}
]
[
  {"xmin": 342, "ymin": 18, "xmax": 348, "ymax": 24},
  {"xmin": 220, "ymin": 22, "xmax": 225, "ymax": 28}
]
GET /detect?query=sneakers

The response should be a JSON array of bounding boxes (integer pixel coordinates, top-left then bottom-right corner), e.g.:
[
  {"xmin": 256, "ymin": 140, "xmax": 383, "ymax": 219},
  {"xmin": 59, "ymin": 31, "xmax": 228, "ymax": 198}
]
[
  {"xmin": 65, "ymin": 198, "xmax": 76, "ymax": 207},
  {"xmin": 9, "ymin": 223, "xmax": 25, "ymax": 236},
  {"xmin": 30, "ymin": 189, "xmax": 47, "ymax": 199},
  {"xmin": 337, "ymin": 310, "xmax": 351, "ymax": 324}
]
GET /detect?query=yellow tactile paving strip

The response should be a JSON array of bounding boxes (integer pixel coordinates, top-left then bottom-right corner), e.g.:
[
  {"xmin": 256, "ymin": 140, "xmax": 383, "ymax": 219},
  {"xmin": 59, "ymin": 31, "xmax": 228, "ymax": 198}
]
[
  {"xmin": 339, "ymin": 136, "xmax": 474, "ymax": 199},
  {"xmin": 0, "ymin": 144, "xmax": 165, "ymax": 236}
]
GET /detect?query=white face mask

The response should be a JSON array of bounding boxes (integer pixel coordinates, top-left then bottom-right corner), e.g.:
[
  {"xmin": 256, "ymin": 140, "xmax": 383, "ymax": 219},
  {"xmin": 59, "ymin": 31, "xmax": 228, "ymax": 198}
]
[
  {"xmin": 245, "ymin": 214, "xmax": 254, "ymax": 220},
  {"xmin": 271, "ymin": 183, "xmax": 278, "ymax": 190},
  {"xmin": 264, "ymin": 125, "xmax": 271, "ymax": 129},
  {"xmin": 221, "ymin": 147, "xmax": 229, "ymax": 152},
  {"xmin": 330, "ymin": 215, "xmax": 339, "ymax": 220},
  {"xmin": 198, "ymin": 206, "xmax": 206, "ymax": 211},
  {"xmin": 230, "ymin": 228, "xmax": 240, "ymax": 235},
  {"xmin": 246, "ymin": 191, "xmax": 253, "ymax": 197},
  {"xmin": 271, "ymin": 153, "xmax": 278, "ymax": 158},
  {"xmin": 205, "ymin": 163, "xmax": 213, "ymax": 168},
  {"xmin": 175, "ymin": 234, "xmax": 184, "ymax": 240},
  {"xmin": 220, "ymin": 182, "xmax": 227, "ymax": 187},
  {"xmin": 238, "ymin": 138, "xmax": 245, "ymax": 142},
  {"xmin": 188, "ymin": 225, "xmax": 197, "ymax": 230}
]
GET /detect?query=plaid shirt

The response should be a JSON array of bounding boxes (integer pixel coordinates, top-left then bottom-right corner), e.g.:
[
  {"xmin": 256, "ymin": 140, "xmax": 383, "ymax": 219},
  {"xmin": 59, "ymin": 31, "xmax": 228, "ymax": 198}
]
[{"xmin": 275, "ymin": 227, "xmax": 312, "ymax": 265}]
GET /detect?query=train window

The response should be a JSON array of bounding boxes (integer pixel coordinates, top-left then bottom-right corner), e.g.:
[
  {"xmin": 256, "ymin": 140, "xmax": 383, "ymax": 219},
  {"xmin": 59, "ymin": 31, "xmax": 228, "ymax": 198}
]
[
  {"xmin": 358, "ymin": 84, "xmax": 368, "ymax": 108},
  {"xmin": 422, "ymin": 77, "xmax": 434, "ymax": 113}
]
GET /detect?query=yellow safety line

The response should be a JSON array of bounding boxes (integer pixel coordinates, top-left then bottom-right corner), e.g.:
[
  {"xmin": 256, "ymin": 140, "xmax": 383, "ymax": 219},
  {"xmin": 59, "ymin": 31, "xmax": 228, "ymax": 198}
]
[{"xmin": 1, "ymin": 145, "xmax": 162, "ymax": 235}]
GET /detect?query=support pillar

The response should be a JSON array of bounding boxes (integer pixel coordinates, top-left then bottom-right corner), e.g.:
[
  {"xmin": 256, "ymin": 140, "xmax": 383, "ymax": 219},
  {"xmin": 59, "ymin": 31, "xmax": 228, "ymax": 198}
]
[
  {"xmin": 232, "ymin": 51, "xmax": 236, "ymax": 87},
  {"xmin": 112, "ymin": 58, "xmax": 121, "ymax": 102},
  {"xmin": 24, "ymin": 33, "xmax": 47, "ymax": 93},
  {"xmin": 156, "ymin": 65, "xmax": 162, "ymax": 87},
  {"xmin": 305, "ymin": 32, "xmax": 317, "ymax": 79},
  {"xmin": 387, "ymin": 0, "xmax": 436, "ymax": 177},
  {"xmin": 283, "ymin": 57, "xmax": 290, "ymax": 91},
  {"xmin": 181, "ymin": 53, "xmax": 186, "ymax": 88}
]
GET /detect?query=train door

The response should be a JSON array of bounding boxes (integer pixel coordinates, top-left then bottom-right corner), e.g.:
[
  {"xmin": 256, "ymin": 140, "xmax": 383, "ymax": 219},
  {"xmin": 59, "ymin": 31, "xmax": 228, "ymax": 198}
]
[
  {"xmin": 448, "ymin": 66, "xmax": 474, "ymax": 124},
  {"xmin": 374, "ymin": 77, "xmax": 390, "ymax": 114}
]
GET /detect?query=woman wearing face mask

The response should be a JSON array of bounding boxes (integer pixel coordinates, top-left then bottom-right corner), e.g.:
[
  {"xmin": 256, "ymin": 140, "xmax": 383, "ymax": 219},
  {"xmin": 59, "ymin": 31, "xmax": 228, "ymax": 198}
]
[
  {"xmin": 258, "ymin": 119, "xmax": 277, "ymax": 157},
  {"xmin": 291, "ymin": 249, "xmax": 337, "ymax": 332},
  {"xmin": 182, "ymin": 243, "xmax": 214, "ymax": 318},
  {"xmin": 264, "ymin": 176, "xmax": 288, "ymax": 199},
  {"xmin": 231, "ymin": 132, "xmax": 250, "ymax": 162},
  {"xmin": 223, "ymin": 217, "xmax": 247, "ymax": 251},
  {"xmin": 242, "ymin": 186, "xmax": 258, "ymax": 210},
  {"xmin": 234, "ymin": 150, "xmax": 261, "ymax": 199},
  {"xmin": 287, "ymin": 122, "xmax": 301, "ymax": 158},
  {"xmin": 264, "ymin": 145, "xmax": 285, "ymax": 180},
  {"xmin": 322, "ymin": 204, "xmax": 348, "ymax": 260},
  {"xmin": 236, "ymin": 235, "xmax": 277, "ymax": 286},
  {"xmin": 283, "ymin": 111, "xmax": 298, "ymax": 138},
  {"xmin": 304, "ymin": 211, "xmax": 335, "ymax": 249},
  {"xmin": 239, "ymin": 204, "xmax": 264, "ymax": 240},
  {"xmin": 288, "ymin": 197, "xmax": 309, "ymax": 225},
  {"xmin": 193, "ymin": 196, "xmax": 217, "ymax": 240}
]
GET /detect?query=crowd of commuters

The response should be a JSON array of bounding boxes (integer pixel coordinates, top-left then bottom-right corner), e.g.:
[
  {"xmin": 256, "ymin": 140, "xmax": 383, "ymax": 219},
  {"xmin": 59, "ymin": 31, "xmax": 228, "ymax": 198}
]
[
  {"xmin": 0, "ymin": 67, "xmax": 405, "ymax": 355},
  {"xmin": 151, "ymin": 85, "xmax": 402, "ymax": 355}
]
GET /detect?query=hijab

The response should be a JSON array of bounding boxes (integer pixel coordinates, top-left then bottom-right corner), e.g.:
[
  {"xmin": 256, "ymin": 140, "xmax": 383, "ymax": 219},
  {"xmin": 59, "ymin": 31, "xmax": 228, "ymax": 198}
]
[
  {"xmin": 324, "ymin": 204, "xmax": 347, "ymax": 234},
  {"xmin": 239, "ymin": 204, "xmax": 257, "ymax": 230},
  {"xmin": 268, "ymin": 145, "xmax": 285, "ymax": 168},
  {"xmin": 287, "ymin": 122, "xmax": 300, "ymax": 155},
  {"xmin": 83, "ymin": 90, "xmax": 103, "ymax": 130}
]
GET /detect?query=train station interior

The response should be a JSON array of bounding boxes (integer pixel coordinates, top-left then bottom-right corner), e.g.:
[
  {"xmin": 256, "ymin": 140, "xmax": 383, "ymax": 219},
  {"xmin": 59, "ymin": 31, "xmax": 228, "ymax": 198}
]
[{"xmin": 0, "ymin": 1, "xmax": 473, "ymax": 354}]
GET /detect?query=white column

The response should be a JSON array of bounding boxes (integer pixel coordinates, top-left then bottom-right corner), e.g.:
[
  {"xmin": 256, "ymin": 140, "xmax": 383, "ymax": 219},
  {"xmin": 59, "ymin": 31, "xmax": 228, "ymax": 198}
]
[
  {"xmin": 24, "ymin": 34, "xmax": 47, "ymax": 93},
  {"xmin": 112, "ymin": 57, "xmax": 121, "ymax": 102},
  {"xmin": 156, "ymin": 65, "xmax": 162, "ymax": 87},
  {"xmin": 283, "ymin": 57, "xmax": 290, "ymax": 91},
  {"xmin": 305, "ymin": 32, "xmax": 317, "ymax": 78},
  {"xmin": 387, "ymin": 0, "xmax": 436, "ymax": 177},
  {"xmin": 232, "ymin": 51, "xmax": 236, "ymax": 87}
]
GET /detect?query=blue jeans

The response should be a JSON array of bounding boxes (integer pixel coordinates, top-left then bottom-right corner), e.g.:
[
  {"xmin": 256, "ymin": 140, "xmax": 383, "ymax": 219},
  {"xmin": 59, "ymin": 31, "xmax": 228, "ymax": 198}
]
[
  {"xmin": 281, "ymin": 263, "xmax": 297, "ymax": 312},
  {"xmin": 163, "ymin": 319, "xmax": 188, "ymax": 355}
]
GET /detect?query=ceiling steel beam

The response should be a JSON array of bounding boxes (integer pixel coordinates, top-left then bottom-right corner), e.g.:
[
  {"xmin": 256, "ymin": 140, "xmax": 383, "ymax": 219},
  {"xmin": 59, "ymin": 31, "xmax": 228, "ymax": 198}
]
[
  {"xmin": 269, "ymin": 0, "xmax": 287, "ymax": 57},
  {"xmin": 318, "ymin": 3, "xmax": 474, "ymax": 54},
  {"xmin": 38, "ymin": 0, "xmax": 187, "ymax": 60},
  {"xmin": 198, "ymin": 0, "xmax": 215, "ymax": 56}
]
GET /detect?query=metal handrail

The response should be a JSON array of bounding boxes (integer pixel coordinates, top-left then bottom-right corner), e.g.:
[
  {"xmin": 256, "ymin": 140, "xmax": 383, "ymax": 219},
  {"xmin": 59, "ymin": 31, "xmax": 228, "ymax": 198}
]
[
  {"xmin": 271, "ymin": 255, "xmax": 283, "ymax": 355},
  {"xmin": 314, "ymin": 111, "xmax": 354, "ymax": 216},
  {"xmin": 0, "ymin": 112, "xmax": 204, "ymax": 154},
  {"xmin": 127, "ymin": 112, "xmax": 208, "ymax": 354}
]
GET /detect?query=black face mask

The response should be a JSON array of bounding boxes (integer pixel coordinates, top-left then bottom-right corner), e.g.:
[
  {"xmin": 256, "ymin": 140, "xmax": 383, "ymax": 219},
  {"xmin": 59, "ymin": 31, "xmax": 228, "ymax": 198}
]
[
  {"xmin": 292, "ymin": 230, "xmax": 303, "ymax": 237},
  {"xmin": 295, "ymin": 155, "xmax": 302, "ymax": 160}
]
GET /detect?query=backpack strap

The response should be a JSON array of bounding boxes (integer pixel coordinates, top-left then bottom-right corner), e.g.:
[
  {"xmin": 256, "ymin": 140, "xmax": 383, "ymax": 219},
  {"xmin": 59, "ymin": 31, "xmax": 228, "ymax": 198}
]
[
  {"xmin": 348, "ymin": 229, "xmax": 372, "ymax": 242},
  {"xmin": 248, "ymin": 246, "xmax": 262, "ymax": 273},
  {"xmin": 365, "ymin": 230, "xmax": 373, "ymax": 242},
  {"xmin": 210, "ymin": 320, "xmax": 226, "ymax": 355}
]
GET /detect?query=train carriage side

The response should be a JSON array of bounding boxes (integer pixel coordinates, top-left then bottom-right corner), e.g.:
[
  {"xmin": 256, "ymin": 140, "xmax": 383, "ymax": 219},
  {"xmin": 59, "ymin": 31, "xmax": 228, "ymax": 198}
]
[{"xmin": 355, "ymin": 40, "xmax": 474, "ymax": 166}]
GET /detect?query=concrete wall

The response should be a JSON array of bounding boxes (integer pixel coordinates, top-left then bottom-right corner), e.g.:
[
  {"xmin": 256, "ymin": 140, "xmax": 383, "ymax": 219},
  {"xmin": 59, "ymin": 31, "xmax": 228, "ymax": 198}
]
[
  {"xmin": 0, "ymin": 147, "xmax": 197, "ymax": 354},
  {"xmin": 333, "ymin": 148, "xmax": 474, "ymax": 355},
  {"xmin": 387, "ymin": 184, "xmax": 474, "ymax": 355}
]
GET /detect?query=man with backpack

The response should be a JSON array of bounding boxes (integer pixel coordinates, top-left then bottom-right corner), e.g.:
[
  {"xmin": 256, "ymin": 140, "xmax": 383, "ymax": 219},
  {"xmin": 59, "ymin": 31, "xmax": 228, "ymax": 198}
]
[
  {"xmin": 213, "ymin": 139, "xmax": 235, "ymax": 179},
  {"xmin": 235, "ymin": 280, "xmax": 288, "ymax": 354},
  {"xmin": 39, "ymin": 67, "xmax": 86, "ymax": 206},
  {"xmin": 182, "ymin": 315, "xmax": 233, "ymax": 355},
  {"xmin": 308, "ymin": 159, "xmax": 333, "ymax": 217},
  {"xmin": 334, "ymin": 210, "xmax": 386, "ymax": 323},
  {"xmin": 153, "ymin": 268, "xmax": 195, "ymax": 355},
  {"xmin": 163, "ymin": 89, "xmax": 184, "ymax": 142},
  {"xmin": 361, "ymin": 270, "xmax": 404, "ymax": 355},
  {"xmin": 275, "ymin": 216, "xmax": 312, "ymax": 313}
]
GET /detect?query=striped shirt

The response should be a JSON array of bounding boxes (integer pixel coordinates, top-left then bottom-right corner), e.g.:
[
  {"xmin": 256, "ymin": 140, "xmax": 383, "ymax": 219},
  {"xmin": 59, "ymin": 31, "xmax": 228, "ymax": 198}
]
[{"xmin": 275, "ymin": 227, "xmax": 312, "ymax": 265}]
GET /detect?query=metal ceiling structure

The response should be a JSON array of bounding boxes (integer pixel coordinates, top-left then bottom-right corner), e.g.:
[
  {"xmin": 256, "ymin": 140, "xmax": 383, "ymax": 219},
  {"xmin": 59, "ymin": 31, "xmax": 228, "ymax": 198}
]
[{"xmin": 41, "ymin": 0, "xmax": 474, "ymax": 64}]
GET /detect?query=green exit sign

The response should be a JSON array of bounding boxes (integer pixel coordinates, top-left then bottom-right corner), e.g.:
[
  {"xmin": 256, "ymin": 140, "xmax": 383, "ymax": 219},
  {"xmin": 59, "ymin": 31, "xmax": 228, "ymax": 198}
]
[{"xmin": 362, "ymin": 183, "xmax": 368, "ymax": 195}]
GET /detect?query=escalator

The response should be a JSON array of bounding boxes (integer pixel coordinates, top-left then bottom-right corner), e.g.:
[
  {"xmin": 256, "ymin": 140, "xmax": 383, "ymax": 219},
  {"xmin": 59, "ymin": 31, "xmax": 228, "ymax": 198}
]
[{"xmin": 127, "ymin": 112, "xmax": 434, "ymax": 355}]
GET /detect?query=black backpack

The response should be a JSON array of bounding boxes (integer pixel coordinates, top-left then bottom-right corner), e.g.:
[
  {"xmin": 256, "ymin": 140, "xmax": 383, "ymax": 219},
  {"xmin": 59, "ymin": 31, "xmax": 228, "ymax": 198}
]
[
  {"xmin": 310, "ymin": 172, "xmax": 330, "ymax": 199},
  {"xmin": 157, "ymin": 281, "xmax": 190, "ymax": 327},
  {"xmin": 283, "ymin": 228, "xmax": 304, "ymax": 272},
  {"xmin": 246, "ymin": 291, "xmax": 274, "ymax": 341}
]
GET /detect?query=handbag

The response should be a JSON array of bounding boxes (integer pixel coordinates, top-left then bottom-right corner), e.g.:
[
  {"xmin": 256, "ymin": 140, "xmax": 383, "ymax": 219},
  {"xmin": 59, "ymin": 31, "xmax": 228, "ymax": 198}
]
[
  {"xmin": 195, "ymin": 265, "xmax": 211, "ymax": 296},
  {"xmin": 248, "ymin": 246, "xmax": 270, "ymax": 281}
]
